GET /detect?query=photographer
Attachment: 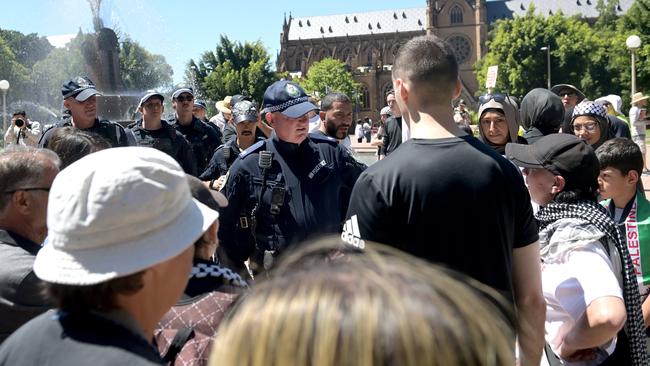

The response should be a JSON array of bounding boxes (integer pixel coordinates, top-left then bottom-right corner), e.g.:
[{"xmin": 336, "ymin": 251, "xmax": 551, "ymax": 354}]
[{"xmin": 3, "ymin": 111, "xmax": 41, "ymax": 147}]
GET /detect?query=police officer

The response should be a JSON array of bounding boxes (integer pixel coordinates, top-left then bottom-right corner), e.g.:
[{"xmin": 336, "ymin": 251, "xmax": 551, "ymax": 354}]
[
  {"xmin": 217, "ymin": 80, "xmax": 366, "ymax": 275},
  {"xmin": 128, "ymin": 91, "xmax": 197, "ymax": 175},
  {"xmin": 39, "ymin": 76, "xmax": 133, "ymax": 148},
  {"xmin": 168, "ymin": 87, "xmax": 222, "ymax": 174},
  {"xmin": 199, "ymin": 100, "xmax": 264, "ymax": 186}
]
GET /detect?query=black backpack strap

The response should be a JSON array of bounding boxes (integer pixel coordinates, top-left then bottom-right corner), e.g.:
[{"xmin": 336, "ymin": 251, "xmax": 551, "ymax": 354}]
[{"xmin": 161, "ymin": 326, "xmax": 195, "ymax": 364}]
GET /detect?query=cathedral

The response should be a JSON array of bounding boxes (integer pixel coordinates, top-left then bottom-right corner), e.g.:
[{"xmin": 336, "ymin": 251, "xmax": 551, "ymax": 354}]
[{"xmin": 276, "ymin": 0, "xmax": 632, "ymax": 121}]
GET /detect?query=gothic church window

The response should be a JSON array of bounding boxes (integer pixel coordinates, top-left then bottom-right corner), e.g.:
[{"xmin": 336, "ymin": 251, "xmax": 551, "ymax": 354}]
[
  {"xmin": 447, "ymin": 35, "xmax": 472, "ymax": 64},
  {"xmin": 450, "ymin": 5, "xmax": 463, "ymax": 24}
]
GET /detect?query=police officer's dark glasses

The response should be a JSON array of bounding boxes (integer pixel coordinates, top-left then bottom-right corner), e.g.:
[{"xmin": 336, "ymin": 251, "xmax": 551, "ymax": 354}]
[
  {"xmin": 479, "ymin": 93, "xmax": 509, "ymax": 105},
  {"xmin": 3, "ymin": 187, "xmax": 51, "ymax": 194}
]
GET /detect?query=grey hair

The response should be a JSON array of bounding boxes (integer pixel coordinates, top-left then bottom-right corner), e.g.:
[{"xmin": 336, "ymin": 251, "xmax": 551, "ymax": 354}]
[
  {"xmin": 0, "ymin": 146, "xmax": 61, "ymax": 212},
  {"xmin": 320, "ymin": 92, "xmax": 351, "ymax": 112}
]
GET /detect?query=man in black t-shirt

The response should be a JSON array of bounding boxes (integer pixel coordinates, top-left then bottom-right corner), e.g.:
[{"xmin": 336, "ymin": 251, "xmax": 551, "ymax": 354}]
[{"xmin": 342, "ymin": 35, "xmax": 545, "ymax": 366}]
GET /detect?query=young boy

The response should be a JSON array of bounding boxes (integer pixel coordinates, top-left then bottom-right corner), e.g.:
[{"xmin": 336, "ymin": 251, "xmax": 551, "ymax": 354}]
[{"xmin": 596, "ymin": 137, "xmax": 650, "ymax": 326}]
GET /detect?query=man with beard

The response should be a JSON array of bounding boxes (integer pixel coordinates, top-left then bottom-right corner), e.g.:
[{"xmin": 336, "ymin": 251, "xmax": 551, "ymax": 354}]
[
  {"xmin": 313, "ymin": 92, "xmax": 353, "ymax": 151},
  {"xmin": 200, "ymin": 100, "xmax": 264, "ymax": 188}
]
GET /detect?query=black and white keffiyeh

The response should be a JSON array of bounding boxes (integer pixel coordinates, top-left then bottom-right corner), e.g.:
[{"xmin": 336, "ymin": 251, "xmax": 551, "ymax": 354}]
[{"xmin": 536, "ymin": 200, "xmax": 647, "ymax": 366}]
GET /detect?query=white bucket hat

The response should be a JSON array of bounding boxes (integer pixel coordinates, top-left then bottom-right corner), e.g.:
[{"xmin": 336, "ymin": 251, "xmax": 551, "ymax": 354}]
[{"xmin": 34, "ymin": 147, "xmax": 219, "ymax": 285}]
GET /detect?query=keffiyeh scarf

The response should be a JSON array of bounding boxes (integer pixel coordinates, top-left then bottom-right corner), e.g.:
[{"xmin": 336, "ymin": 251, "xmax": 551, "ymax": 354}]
[{"xmin": 536, "ymin": 200, "xmax": 647, "ymax": 366}]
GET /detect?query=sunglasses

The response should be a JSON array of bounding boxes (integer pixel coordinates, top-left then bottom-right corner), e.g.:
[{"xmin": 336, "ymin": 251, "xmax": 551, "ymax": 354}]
[
  {"xmin": 572, "ymin": 121, "xmax": 599, "ymax": 132},
  {"xmin": 176, "ymin": 96, "xmax": 194, "ymax": 102},
  {"xmin": 478, "ymin": 93, "xmax": 509, "ymax": 105},
  {"xmin": 3, "ymin": 187, "xmax": 51, "ymax": 194}
]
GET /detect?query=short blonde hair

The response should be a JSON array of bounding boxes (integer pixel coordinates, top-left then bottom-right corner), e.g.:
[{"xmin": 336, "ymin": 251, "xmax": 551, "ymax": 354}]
[{"xmin": 209, "ymin": 237, "xmax": 515, "ymax": 366}]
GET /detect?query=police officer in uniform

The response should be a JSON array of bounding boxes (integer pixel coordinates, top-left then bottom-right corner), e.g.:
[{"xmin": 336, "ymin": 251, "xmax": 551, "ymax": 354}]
[
  {"xmin": 39, "ymin": 76, "xmax": 133, "ymax": 148},
  {"xmin": 128, "ymin": 91, "xmax": 197, "ymax": 175},
  {"xmin": 168, "ymin": 87, "xmax": 222, "ymax": 174},
  {"xmin": 217, "ymin": 80, "xmax": 366, "ymax": 275},
  {"xmin": 200, "ymin": 100, "xmax": 265, "ymax": 186}
]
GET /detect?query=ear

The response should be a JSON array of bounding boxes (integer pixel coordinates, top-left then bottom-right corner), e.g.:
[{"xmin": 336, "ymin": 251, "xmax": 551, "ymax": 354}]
[
  {"xmin": 265, "ymin": 112, "xmax": 275, "ymax": 127},
  {"xmin": 550, "ymin": 175, "xmax": 566, "ymax": 195},
  {"xmin": 627, "ymin": 170, "xmax": 640, "ymax": 186},
  {"xmin": 10, "ymin": 191, "xmax": 30, "ymax": 215},
  {"xmin": 63, "ymin": 99, "xmax": 71, "ymax": 109},
  {"xmin": 395, "ymin": 78, "xmax": 408, "ymax": 104},
  {"xmin": 319, "ymin": 110, "xmax": 325, "ymax": 122},
  {"xmin": 137, "ymin": 106, "xmax": 144, "ymax": 114},
  {"xmin": 452, "ymin": 78, "xmax": 462, "ymax": 100}
]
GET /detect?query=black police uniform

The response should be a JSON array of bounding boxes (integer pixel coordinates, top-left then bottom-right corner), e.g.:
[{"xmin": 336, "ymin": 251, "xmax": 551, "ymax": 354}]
[
  {"xmin": 127, "ymin": 119, "xmax": 198, "ymax": 176},
  {"xmin": 217, "ymin": 132, "xmax": 366, "ymax": 272},
  {"xmin": 169, "ymin": 116, "xmax": 222, "ymax": 175},
  {"xmin": 38, "ymin": 117, "xmax": 132, "ymax": 148},
  {"xmin": 199, "ymin": 136, "xmax": 265, "ymax": 181}
]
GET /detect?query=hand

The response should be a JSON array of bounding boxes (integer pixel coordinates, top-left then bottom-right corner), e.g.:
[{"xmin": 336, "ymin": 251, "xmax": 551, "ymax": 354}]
[
  {"xmin": 557, "ymin": 342, "xmax": 598, "ymax": 362},
  {"xmin": 213, "ymin": 175, "xmax": 227, "ymax": 191}
]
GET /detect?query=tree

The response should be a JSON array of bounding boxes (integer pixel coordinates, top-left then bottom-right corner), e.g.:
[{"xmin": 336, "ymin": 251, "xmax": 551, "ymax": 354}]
[
  {"xmin": 0, "ymin": 29, "xmax": 53, "ymax": 68},
  {"xmin": 617, "ymin": 0, "xmax": 650, "ymax": 105},
  {"xmin": 295, "ymin": 58, "xmax": 360, "ymax": 101},
  {"xmin": 475, "ymin": 6, "xmax": 615, "ymax": 99},
  {"xmin": 191, "ymin": 35, "xmax": 277, "ymax": 104},
  {"xmin": 119, "ymin": 38, "xmax": 173, "ymax": 91}
]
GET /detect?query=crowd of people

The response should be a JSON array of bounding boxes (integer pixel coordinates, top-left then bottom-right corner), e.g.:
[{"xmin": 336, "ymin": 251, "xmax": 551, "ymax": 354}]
[{"xmin": 0, "ymin": 33, "xmax": 649, "ymax": 366}]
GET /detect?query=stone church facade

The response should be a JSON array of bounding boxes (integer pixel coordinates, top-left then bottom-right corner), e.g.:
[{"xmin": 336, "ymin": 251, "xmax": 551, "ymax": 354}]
[{"xmin": 276, "ymin": 0, "xmax": 631, "ymax": 121}]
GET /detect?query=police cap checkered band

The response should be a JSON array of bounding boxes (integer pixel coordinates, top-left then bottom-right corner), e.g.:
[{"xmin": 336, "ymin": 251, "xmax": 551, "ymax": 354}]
[
  {"xmin": 262, "ymin": 80, "xmax": 317, "ymax": 118},
  {"xmin": 263, "ymin": 96, "xmax": 310, "ymax": 113}
]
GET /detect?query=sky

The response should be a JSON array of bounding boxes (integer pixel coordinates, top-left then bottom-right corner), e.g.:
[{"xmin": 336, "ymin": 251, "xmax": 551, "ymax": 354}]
[{"xmin": 0, "ymin": 0, "xmax": 428, "ymax": 84}]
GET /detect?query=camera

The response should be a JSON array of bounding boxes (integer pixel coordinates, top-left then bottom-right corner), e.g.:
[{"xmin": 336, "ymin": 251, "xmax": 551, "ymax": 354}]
[{"xmin": 14, "ymin": 119, "xmax": 24, "ymax": 128}]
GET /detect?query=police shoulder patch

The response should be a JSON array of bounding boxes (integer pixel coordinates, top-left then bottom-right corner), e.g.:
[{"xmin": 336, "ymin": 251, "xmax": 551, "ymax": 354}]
[
  {"xmin": 239, "ymin": 140, "xmax": 266, "ymax": 158},
  {"xmin": 309, "ymin": 133, "xmax": 338, "ymax": 145}
]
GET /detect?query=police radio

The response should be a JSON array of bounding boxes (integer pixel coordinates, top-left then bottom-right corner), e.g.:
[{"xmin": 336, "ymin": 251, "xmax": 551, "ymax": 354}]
[{"xmin": 258, "ymin": 150, "xmax": 272, "ymax": 170}]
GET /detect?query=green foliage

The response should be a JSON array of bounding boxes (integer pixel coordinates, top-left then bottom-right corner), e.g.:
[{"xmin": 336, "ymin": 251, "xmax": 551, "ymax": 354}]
[
  {"xmin": 119, "ymin": 38, "xmax": 173, "ymax": 91},
  {"xmin": 295, "ymin": 58, "xmax": 360, "ymax": 101},
  {"xmin": 0, "ymin": 28, "xmax": 173, "ymax": 121},
  {"xmin": 191, "ymin": 35, "xmax": 277, "ymax": 104},
  {"xmin": 474, "ymin": 1, "xmax": 644, "ymax": 108}
]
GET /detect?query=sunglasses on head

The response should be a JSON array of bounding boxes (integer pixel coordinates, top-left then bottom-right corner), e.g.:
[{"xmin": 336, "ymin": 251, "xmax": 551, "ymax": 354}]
[{"xmin": 478, "ymin": 93, "xmax": 509, "ymax": 106}]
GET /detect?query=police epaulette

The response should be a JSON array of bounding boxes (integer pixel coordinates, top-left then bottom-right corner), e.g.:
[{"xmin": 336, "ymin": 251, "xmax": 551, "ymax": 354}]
[
  {"xmin": 239, "ymin": 140, "xmax": 265, "ymax": 158},
  {"xmin": 309, "ymin": 133, "xmax": 338, "ymax": 145}
]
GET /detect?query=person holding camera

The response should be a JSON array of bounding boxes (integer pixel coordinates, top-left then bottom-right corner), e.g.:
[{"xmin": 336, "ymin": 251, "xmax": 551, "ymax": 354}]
[{"xmin": 3, "ymin": 111, "xmax": 41, "ymax": 147}]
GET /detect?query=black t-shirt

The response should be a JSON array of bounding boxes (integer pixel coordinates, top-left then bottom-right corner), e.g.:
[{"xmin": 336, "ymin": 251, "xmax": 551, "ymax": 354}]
[{"xmin": 343, "ymin": 135, "xmax": 538, "ymax": 302}]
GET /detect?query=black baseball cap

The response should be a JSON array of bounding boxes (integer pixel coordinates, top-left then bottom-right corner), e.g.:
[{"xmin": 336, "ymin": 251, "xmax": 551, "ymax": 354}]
[
  {"xmin": 232, "ymin": 100, "xmax": 258, "ymax": 124},
  {"xmin": 506, "ymin": 134, "xmax": 599, "ymax": 191},
  {"xmin": 62, "ymin": 76, "xmax": 101, "ymax": 101},
  {"xmin": 262, "ymin": 80, "xmax": 317, "ymax": 118}
]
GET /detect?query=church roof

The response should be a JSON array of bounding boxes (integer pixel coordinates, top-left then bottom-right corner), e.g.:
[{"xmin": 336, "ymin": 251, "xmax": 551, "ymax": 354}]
[
  {"xmin": 286, "ymin": 1, "xmax": 633, "ymax": 41},
  {"xmin": 287, "ymin": 7, "xmax": 427, "ymax": 40},
  {"xmin": 486, "ymin": 0, "xmax": 633, "ymax": 23}
]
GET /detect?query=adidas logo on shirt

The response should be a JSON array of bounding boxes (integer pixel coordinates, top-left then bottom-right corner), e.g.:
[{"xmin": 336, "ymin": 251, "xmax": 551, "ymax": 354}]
[{"xmin": 341, "ymin": 215, "xmax": 366, "ymax": 249}]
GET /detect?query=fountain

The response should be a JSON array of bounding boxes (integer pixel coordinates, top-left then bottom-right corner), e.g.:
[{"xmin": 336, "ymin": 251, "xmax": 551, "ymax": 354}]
[{"xmin": 82, "ymin": 0, "xmax": 138, "ymax": 124}]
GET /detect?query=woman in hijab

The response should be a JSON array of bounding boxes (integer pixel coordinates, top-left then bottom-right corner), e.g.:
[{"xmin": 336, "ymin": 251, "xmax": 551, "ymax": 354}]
[
  {"xmin": 478, "ymin": 94, "xmax": 525, "ymax": 154},
  {"xmin": 570, "ymin": 100, "xmax": 610, "ymax": 150}
]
